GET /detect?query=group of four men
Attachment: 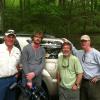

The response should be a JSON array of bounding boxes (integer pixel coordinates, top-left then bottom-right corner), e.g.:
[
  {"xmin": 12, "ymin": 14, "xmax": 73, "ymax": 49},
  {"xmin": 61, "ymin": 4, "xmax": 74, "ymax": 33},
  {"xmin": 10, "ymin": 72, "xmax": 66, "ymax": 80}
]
[{"xmin": 0, "ymin": 30, "xmax": 100, "ymax": 100}]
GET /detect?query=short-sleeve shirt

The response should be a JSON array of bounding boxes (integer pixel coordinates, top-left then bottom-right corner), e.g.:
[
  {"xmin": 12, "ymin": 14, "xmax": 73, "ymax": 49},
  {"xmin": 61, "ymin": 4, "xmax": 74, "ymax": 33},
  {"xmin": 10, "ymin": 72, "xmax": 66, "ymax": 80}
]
[{"xmin": 58, "ymin": 54, "xmax": 83, "ymax": 89}]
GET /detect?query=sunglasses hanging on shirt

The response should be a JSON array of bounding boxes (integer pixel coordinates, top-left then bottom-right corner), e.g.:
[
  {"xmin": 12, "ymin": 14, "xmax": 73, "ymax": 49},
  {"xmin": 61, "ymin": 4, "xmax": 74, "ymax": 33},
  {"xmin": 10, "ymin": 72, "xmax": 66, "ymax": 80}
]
[{"xmin": 62, "ymin": 56, "xmax": 69, "ymax": 68}]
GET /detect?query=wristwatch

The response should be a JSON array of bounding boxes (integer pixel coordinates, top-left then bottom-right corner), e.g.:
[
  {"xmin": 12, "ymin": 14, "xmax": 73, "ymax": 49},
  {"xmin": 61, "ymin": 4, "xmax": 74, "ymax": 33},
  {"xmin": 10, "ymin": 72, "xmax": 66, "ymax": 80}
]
[{"xmin": 75, "ymin": 83, "xmax": 78, "ymax": 87}]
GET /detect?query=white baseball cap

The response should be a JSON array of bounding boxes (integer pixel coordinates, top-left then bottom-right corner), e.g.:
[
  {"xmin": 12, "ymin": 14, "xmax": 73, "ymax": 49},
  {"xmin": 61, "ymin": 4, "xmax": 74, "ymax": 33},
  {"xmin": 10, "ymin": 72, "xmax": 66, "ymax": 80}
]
[
  {"xmin": 80, "ymin": 35, "xmax": 90, "ymax": 41},
  {"xmin": 5, "ymin": 29, "xmax": 16, "ymax": 37}
]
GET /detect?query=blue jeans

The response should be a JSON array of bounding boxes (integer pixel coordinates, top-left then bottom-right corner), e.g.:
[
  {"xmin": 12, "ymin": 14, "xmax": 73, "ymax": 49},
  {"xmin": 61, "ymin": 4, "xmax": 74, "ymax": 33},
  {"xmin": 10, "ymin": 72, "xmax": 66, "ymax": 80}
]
[{"xmin": 0, "ymin": 76, "xmax": 16, "ymax": 100}]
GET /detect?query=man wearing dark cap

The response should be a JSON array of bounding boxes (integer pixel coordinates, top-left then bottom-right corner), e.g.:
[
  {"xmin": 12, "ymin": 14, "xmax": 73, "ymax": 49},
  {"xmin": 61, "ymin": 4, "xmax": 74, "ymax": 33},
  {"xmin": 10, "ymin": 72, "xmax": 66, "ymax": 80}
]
[
  {"xmin": 20, "ymin": 32, "xmax": 45, "ymax": 99},
  {"xmin": 72, "ymin": 34, "xmax": 100, "ymax": 100},
  {"xmin": 0, "ymin": 30, "xmax": 21, "ymax": 100}
]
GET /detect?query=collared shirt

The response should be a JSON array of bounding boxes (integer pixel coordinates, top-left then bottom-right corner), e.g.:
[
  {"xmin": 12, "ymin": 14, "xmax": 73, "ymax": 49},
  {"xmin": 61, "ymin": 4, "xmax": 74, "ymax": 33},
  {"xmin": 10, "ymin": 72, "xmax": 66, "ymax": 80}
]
[
  {"xmin": 57, "ymin": 54, "xmax": 83, "ymax": 89},
  {"xmin": 0, "ymin": 43, "xmax": 21, "ymax": 77},
  {"xmin": 73, "ymin": 47, "xmax": 100, "ymax": 79}
]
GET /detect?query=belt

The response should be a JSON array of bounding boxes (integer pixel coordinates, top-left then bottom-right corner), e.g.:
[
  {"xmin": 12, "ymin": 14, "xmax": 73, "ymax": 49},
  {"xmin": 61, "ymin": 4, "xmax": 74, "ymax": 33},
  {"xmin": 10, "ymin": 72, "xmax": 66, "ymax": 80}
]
[
  {"xmin": 83, "ymin": 78, "xmax": 91, "ymax": 81},
  {"xmin": 83, "ymin": 78, "xmax": 100, "ymax": 83}
]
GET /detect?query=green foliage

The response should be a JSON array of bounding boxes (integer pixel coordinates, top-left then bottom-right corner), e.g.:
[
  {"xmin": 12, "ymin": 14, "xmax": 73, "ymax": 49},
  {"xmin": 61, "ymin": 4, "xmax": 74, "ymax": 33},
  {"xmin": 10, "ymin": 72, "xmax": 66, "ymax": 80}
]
[
  {"xmin": 1, "ymin": 0, "xmax": 100, "ymax": 36},
  {"xmin": 5, "ymin": 0, "xmax": 20, "ymax": 8}
]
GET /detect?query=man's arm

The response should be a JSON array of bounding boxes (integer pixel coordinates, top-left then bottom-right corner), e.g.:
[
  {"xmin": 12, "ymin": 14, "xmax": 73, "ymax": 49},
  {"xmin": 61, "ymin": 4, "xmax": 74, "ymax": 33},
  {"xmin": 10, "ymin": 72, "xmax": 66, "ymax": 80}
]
[
  {"xmin": 75, "ymin": 73, "xmax": 83, "ymax": 87},
  {"xmin": 91, "ymin": 50, "xmax": 100, "ymax": 83},
  {"xmin": 63, "ymin": 39, "xmax": 79, "ymax": 56},
  {"xmin": 72, "ymin": 57, "xmax": 83, "ymax": 90},
  {"xmin": 72, "ymin": 73, "xmax": 83, "ymax": 91},
  {"xmin": 21, "ymin": 46, "xmax": 30, "ymax": 74}
]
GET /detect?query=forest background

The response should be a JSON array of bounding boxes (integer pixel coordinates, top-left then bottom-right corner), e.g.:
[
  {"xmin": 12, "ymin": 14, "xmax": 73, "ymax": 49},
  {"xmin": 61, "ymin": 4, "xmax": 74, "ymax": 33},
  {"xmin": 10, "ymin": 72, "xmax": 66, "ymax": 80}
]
[{"xmin": 0, "ymin": 0, "xmax": 100, "ymax": 49}]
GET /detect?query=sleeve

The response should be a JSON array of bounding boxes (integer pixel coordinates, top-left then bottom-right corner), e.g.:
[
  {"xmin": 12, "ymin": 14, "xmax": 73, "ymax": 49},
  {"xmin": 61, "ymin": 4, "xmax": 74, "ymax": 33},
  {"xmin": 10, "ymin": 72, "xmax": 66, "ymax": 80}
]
[
  {"xmin": 72, "ymin": 46, "xmax": 79, "ymax": 56},
  {"xmin": 74, "ymin": 57, "xmax": 83, "ymax": 74},
  {"xmin": 94, "ymin": 50, "xmax": 100, "ymax": 66},
  {"xmin": 20, "ymin": 46, "xmax": 30, "ymax": 74},
  {"xmin": 33, "ymin": 48, "xmax": 45, "ymax": 76}
]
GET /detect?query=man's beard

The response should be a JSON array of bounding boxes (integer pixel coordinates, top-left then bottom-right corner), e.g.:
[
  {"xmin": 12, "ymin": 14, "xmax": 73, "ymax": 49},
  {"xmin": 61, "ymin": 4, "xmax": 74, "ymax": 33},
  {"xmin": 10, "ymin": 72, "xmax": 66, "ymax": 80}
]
[{"xmin": 63, "ymin": 52, "xmax": 70, "ymax": 57}]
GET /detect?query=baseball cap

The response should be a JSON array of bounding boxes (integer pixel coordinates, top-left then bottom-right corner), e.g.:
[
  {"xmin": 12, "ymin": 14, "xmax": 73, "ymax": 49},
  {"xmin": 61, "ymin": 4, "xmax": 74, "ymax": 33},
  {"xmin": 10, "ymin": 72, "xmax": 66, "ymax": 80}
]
[
  {"xmin": 4, "ymin": 29, "xmax": 16, "ymax": 37},
  {"xmin": 80, "ymin": 35, "xmax": 90, "ymax": 41}
]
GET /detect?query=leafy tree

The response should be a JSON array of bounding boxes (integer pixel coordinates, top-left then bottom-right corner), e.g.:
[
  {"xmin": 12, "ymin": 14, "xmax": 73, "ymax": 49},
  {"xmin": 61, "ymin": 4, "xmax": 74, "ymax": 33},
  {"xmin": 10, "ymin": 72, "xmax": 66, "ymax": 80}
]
[{"xmin": 0, "ymin": 0, "xmax": 100, "ymax": 36}]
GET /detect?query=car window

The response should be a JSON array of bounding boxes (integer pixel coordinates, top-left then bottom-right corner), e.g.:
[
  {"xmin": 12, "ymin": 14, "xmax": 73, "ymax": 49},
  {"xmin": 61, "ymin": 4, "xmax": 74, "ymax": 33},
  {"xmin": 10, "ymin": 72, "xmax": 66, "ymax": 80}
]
[{"xmin": 41, "ymin": 40, "xmax": 62, "ymax": 59}]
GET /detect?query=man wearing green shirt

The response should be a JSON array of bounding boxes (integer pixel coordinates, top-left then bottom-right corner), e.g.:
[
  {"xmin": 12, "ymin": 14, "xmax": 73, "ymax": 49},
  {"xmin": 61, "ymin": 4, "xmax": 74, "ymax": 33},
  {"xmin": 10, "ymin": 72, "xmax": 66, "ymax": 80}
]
[{"xmin": 57, "ymin": 42, "xmax": 83, "ymax": 100}]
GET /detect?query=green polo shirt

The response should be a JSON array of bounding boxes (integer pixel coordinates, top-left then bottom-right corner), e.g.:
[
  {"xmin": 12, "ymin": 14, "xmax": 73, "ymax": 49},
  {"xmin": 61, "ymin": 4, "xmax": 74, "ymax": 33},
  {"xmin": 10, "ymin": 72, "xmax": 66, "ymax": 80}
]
[{"xmin": 57, "ymin": 54, "xmax": 83, "ymax": 89}]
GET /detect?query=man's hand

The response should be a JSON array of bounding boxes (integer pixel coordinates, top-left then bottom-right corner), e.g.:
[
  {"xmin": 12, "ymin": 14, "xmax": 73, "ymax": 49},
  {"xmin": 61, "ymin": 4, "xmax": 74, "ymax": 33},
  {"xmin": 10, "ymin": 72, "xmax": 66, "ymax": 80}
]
[
  {"xmin": 72, "ymin": 83, "xmax": 78, "ymax": 91},
  {"xmin": 16, "ymin": 64, "xmax": 22, "ymax": 71},
  {"xmin": 27, "ymin": 81, "xmax": 32, "ymax": 89},
  {"xmin": 26, "ymin": 72, "xmax": 35, "ymax": 81},
  {"xmin": 91, "ymin": 76, "xmax": 98, "ymax": 84}
]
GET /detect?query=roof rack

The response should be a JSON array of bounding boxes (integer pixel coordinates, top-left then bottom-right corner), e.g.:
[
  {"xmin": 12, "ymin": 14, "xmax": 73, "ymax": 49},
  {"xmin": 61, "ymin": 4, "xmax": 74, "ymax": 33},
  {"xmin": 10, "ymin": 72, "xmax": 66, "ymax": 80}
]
[
  {"xmin": 16, "ymin": 34, "xmax": 31, "ymax": 37},
  {"xmin": 44, "ymin": 35, "xmax": 56, "ymax": 38}
]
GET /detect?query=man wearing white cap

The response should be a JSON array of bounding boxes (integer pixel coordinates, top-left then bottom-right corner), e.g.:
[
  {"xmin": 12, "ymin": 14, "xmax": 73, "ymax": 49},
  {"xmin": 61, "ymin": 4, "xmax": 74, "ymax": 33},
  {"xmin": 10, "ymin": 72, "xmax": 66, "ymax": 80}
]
[
  {"xmin": 72, "ymin": 34, "xmax": 100, "ymax": 100},
  {"xmin": 0, "ymin": 30, "xmax": 21, "ymax": 100}
]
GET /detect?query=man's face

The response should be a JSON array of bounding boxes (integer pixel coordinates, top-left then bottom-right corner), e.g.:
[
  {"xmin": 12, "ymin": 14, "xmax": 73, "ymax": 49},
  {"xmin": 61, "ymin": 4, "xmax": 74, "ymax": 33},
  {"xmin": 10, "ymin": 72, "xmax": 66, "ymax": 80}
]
[
  {"xmin": 80, "ymin": 40, "xmax": 91, "ymax": 50},
  {"xmin": 4, "ymin": 35, "xmax": 16, "ymax": 47},
  {"xmin": 33, "ymin": 35, "xmax": 42, "ymax": 44},
  {"xmin": 62, "ymin": 45, "xmax": 71, "ymax": 57}
]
